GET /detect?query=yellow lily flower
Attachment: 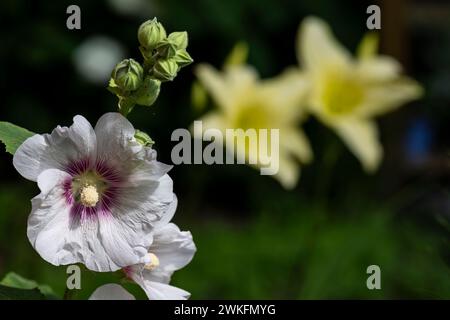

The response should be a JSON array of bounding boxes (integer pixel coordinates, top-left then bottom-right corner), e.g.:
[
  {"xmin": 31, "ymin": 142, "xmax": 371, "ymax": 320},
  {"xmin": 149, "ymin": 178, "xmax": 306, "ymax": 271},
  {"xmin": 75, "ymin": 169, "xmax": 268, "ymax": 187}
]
[
  {"xmin": 195, "ymin": 56, "xmax": 312, "ymax": 189},
  {"xmin": 296, "ymin": 17, "xmax": 423, "ymax": 172}
]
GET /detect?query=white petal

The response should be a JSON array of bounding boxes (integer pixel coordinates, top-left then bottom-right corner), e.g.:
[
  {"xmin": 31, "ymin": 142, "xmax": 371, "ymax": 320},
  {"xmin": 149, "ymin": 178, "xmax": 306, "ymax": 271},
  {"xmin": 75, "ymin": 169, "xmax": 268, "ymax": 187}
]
[
  {"xmin": 28, "ymin": 169, "xmax": 157, "ymax": 272},
  {"xmin": 28, "ymin": 169, "xmax": 82, "ymax": 267},
  {"xmin": 155, "ymin": 194, "xmax": 178, "ymax": 228},
  {"xmin": 142, "ymin": 281, "xmax": 190, "ymax": 300},
  {"xmin": 330, "ymin": 118, "xmax": 383, "ymax": 172},
  {"xmin": 117, "ymin": 174, "xmax": 176, "ymax": 232},
  {"xmin": 151, "ymin": 223, "xmax": 196, "ymax": 274},
  {"xmin": 94, "ymin": 112, "xmax": 139, "ymax": 162},
  {"xmin": 89, "ymin": 284, "xmax": 135, "ymax": 300},
  {"xmin": 13, "ymin": 115, "xmax": 96, "ymax": 181},
  {"xmin": 97, "ymin": 216, "xmax": 152, "ymax": 271}
]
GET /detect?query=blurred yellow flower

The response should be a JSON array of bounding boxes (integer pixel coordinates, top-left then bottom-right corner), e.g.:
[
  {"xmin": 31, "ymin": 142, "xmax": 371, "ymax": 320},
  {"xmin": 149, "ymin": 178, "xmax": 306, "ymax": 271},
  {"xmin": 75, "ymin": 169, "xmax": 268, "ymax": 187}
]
[
  {"xmin": 296, "ymin": 16, "xmax": 423, "ymax": 172},
  {"xmin": 195, "ymin": 53, "xmax": 312, "ymax": 189}
]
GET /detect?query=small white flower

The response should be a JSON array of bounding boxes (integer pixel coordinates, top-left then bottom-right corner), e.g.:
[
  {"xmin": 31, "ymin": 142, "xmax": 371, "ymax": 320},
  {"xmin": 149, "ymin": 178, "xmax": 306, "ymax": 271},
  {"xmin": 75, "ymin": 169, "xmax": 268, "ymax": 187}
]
[
  {"xmin": 89, "ymin": 283, "xmax": 135, "ymax": 300},
  {"xmin": 124, "ymin": 222, "xmax": 196, "ymax": 300},
  {"xmin": 13, "ymin": 113, "xmax": 176, "ymax": 272}
]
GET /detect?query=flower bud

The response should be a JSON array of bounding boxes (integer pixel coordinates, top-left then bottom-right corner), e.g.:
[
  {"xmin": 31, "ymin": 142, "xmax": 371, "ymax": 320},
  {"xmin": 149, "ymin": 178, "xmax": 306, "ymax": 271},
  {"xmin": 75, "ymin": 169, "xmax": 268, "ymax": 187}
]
[
  {"xmin": 156, "ymin": 39, "xmax": 177, "ymax": 59},
  {"xmin": 153, "ymin": 59, "xmax": 179, "ymax": 81},
  {"xmin": 168, "ymin": 31, "xmax": 188, "ymax": 50},
  {"xmin": 135, "ymin": 130, "xmax": 154, "ymax": 147},
  {"xmin": 112, "ymin": 59, "xmax": 143, "ymax": 91},
  {"xmin": 174, "ymin": 49, "xmax": 193, "ymax": 68},
  {"xmin": 137, "ymin": 18, "xmax": 167, "ymax": 51},
  {"xmin": 134, "ymin": 77, "xmax": 161, "ymax": 107}
]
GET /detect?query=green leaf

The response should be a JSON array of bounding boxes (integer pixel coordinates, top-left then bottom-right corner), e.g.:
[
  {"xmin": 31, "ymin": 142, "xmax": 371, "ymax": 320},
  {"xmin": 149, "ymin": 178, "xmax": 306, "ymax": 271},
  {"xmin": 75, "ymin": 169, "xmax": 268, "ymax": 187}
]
[
  {"xmin": 0, "ymin": 122, "xmax": 35, "ymax": 155},
  {"xmin": 0, "ymin": 272, "xmax": 58, "ymax": 299},
  {"xmin": 0, "ymin": 285, "xmax": 46, "ymax": 300}
]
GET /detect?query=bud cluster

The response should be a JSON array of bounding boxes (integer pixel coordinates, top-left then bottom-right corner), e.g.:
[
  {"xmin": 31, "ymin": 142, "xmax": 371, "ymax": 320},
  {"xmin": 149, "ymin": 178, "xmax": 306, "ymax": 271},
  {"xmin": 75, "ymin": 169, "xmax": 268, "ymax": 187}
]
[
  {"xmin": 138, "ymin": 18, "xmax": 193, "ymax": 82},
  {"xmin": 108, "ymin": 17, "xmax": 193, "ymax": 116}
]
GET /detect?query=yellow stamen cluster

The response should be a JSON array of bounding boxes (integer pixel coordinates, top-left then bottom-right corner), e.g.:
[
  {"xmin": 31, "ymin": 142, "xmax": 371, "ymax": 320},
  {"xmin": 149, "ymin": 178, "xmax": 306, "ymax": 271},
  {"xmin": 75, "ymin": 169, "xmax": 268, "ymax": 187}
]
[
  {"xmin": 144, "ymin": 253, "xmax": 160, "ymax": 271},
  {"xmin": 80, "ymin": 184, "xmax": 100, "ymax": 207}
]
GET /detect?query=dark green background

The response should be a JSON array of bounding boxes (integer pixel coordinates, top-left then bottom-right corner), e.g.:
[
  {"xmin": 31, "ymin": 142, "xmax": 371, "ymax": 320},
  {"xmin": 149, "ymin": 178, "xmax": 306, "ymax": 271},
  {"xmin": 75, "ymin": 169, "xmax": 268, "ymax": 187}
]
[{"xmin": 0, "ymin": 0, "xmax": 449, "ymax": 299}]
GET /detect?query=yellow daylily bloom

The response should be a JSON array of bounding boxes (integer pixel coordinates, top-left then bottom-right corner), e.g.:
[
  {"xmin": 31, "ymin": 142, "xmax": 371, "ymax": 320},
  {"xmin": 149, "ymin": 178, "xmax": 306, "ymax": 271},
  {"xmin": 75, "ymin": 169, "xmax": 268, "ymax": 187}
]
[
  {"xmin": 195, "ymin": 61, "xmax": 312, "ymax": 189},
  {"xmin": 296, "ymin": 16, "xmax": 423, "ymax": 172}
]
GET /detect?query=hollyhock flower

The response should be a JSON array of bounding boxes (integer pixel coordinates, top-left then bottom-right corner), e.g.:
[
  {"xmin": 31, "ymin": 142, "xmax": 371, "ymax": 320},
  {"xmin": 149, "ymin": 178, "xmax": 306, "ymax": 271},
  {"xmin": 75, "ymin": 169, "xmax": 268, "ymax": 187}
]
[
  {"xmin": 296, "ymin": 16, "xmax": 423, "ymax": 171},
  {"xmin": 124, "ymin": 222, "xmax": 196, "ymax": 300},
  {"xmin": 89, "ymin": 283, "xmax": 135, "ymax": 300},
  {"xmin": 13, "ymin": 113, "xmax": 176, "ymax": 272},
  {"xmin": 195, "ymin": 60, "xmax": 312, "ymax": 189}
]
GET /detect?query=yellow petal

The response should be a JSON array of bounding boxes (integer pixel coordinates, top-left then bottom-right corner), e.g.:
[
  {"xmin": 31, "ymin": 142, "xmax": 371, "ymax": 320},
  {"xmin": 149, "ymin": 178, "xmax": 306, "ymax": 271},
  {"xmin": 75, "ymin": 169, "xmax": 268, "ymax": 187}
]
[
  {"xmin": 275, "ymin": 153, "xmax": 300, "ymax": 190},
  {"xmin": 330, "ymin": 118, "xmax": 383, "ymax": 172},
  {"xmin": 359, "ymin": 77, "xmax": 424, "ymax": 117},
  {"xmin": 357, "ymin": 56, "xmax": 402, "ymax": 82},
  {"xmin": 280, "ymin": 128, "xmax": 313, "ymax": 164},
  {"xmin": 199, "ymin": 111, "xmax": 227, "ymax": 132},
  {"xmin": 195, "ymin": 64, "xmax": 231, "ymax": 110},
  {"xmin": 297, "ymin": 16, "xmax": 351, "ymax": 72},
  {"xmin": 259, "ymin": 68, "xmax": 310, "ymax": 121}
]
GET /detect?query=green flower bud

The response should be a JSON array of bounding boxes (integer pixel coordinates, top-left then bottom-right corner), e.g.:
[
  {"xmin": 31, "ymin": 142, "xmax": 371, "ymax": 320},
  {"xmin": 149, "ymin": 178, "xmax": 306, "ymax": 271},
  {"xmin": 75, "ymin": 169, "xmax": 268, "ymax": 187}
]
[
  {"xmin": 174, "ymin": 49, "xmax": 193, "ymax": 68},
  {"xmin": 168, "ymin": 31, "xmax": 188, "ymax": 50},
  {"xmin": 112, "ymin": 59, "xmax": 143, "ymax": 91},
  {"xmin": 156, "ymin": 39, "xmax": 177, "ymax": 59},
  {"xmin": 153, "ymin": 59, "xmax": 179, "ymax": 82},
  {"xmin": 134, "ymin": 77, "xmax": 161, "ymax": 107},
  {"xmin": 138, "ymin": 18, "xmax": 167, "ymax": 51},
  {"xmin": 135, "ymin": 129, "xmax": 155, "ymax": 147}
]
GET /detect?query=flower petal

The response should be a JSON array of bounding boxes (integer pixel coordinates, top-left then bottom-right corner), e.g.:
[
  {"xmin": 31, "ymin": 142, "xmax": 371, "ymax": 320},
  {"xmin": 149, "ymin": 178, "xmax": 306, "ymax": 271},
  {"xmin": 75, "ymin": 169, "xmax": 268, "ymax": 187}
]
[
  {"xmin": 13, "ymin": 115, "xmax": 96, "ymax": 181},
  {"xmin": 358, "ymin": 78, "xmax": 424, "ymax": 117},
  {"xmin": 195, "ymin": 64, "xmax": 231, "ymax": 111},
  {"xmin": 274, "ymin": 153, "xmax": 300, "ymax": 190},
  {"xmin": 94, "ymin": 112, "xmax": 139, "ymax": 162},
  {"xmin": 357, "ymin": 56, "xmax": 402, "ymax": 82},
  {"xmin": 330, "ymin": 118, "xmax": 383, "ymax": 172},
  {"xmin": 28, "ymin": 168, "xmax": 162, "ymax": 272},
  {"xmin": 196, "ymin": 64, "xmax": 258, "ymax": 115},
  {"xmin": 142, "ymin": 281, "xmax": 190, "ymax": 300},
  {"xmin": 297, "ymin": 16, "xmax": 351, "ymax": 73},
  {"xmin": 259, "ymin": 68, "xmax": 310, "ymax": 121},
  {"xmin": 280, "ymin": 128, "xmax": 313, "ymax": 164},
  {"xmin": 151, "ymin": 223, "xmax": 196, "ymax": 273},
  {"xmin": 89, "ymin": 284, "xmax": 135, "ymax": 300}
]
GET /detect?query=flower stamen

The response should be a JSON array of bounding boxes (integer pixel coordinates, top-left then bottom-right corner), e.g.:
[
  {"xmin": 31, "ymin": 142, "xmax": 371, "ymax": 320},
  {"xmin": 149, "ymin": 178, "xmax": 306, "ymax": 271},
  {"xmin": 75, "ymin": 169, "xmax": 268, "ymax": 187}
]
[
  {"xmin": 144, "ymin": 253, "xmax": 160, "ymax": 271},
  {"xmin": 80, "ymin": 184, "xmax": 100, "ymax": 207}
]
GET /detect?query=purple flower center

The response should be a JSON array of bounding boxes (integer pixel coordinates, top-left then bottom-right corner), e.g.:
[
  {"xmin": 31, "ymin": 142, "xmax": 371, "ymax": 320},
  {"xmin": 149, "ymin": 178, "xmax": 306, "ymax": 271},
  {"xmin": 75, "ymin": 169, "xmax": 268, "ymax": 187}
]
[{"xmin": 63, "ymin": 158, "xmax": 124, "ymax": 221}]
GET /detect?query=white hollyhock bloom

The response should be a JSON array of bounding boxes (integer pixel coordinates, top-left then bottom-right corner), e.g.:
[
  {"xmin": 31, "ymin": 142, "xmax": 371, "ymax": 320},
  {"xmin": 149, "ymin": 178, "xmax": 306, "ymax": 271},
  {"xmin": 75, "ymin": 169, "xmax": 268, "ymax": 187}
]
[
  {"xmin": 89, "ymin": 283, "xmax": 135, "ymax": 300},
  {"xmin": 13, "ymin": 113, "xmax": 176, "ymax": 272},
  {"xmin": 124, "ymin": 222, "xmax": 196, "ymax": 300}
]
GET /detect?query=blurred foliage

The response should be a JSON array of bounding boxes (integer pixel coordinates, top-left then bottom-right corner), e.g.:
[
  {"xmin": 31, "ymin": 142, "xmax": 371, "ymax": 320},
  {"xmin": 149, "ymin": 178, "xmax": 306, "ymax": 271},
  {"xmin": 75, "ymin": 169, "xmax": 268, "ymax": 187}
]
[{"xmin": 0, "ymin": 182, "xmax": 448, "ymax": 299}]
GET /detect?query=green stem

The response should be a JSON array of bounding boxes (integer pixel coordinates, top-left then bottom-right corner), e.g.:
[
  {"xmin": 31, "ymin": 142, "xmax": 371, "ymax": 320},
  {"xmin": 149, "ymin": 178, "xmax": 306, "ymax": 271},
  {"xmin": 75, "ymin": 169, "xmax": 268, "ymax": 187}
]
[
  {"xmin": 315, "ymin": 140, "xmax": 342, "ymax": 206},
  {"xmin": 63, "ymin": 287, "xmax": 74, "ymax": 300}
]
